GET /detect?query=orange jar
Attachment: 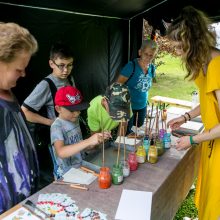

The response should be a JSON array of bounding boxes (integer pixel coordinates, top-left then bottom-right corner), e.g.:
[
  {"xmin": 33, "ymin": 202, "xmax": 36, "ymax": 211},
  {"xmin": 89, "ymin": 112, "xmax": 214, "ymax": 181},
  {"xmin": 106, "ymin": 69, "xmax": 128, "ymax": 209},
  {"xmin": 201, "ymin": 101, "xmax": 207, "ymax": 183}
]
[{"xmin": 98, "ymin": 167, "xmax": 111, "ymax": 189}]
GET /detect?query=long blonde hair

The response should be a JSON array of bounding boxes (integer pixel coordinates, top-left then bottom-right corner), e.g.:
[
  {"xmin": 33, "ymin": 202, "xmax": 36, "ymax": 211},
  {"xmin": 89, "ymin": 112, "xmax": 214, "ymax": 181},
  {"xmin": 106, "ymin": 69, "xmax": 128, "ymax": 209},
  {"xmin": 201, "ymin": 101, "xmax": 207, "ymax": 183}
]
[
  {"xmin": 0, "ymin": 22, "xmax": 38, "ymax": 62},
  {"xmin": 166, "ymin": 6, "xmax": 216, "ymax": 80}
]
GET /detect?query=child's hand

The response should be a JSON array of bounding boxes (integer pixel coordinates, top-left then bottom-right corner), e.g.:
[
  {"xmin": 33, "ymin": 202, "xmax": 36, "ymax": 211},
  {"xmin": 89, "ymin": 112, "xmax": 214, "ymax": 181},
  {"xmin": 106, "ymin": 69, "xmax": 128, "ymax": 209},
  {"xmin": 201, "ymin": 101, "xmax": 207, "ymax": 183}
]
[{"xmin": 88, "ymin": 131, "xmax": 112, "ymax": 147}]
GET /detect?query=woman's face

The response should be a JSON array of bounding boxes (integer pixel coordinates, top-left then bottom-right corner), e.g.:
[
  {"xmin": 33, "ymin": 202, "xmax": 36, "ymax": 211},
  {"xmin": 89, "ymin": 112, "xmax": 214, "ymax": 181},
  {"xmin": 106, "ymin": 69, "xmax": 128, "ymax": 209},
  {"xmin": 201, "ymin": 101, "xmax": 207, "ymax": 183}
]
[
  {"xmin": 0, "ymin": 51, "xmax": 31, "ymax": 90},
  {"xmin": 139, "ymin": 47, "xmax": 157, "ymax": 65}
]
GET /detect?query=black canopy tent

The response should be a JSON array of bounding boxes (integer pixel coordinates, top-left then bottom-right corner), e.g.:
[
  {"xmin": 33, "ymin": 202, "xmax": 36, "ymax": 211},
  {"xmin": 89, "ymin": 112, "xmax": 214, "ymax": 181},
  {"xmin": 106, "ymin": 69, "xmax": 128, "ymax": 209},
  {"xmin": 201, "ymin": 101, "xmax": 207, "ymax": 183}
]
[{"xmin": 0, "ymin": 0, "xmax": 219, "ymax": 103}]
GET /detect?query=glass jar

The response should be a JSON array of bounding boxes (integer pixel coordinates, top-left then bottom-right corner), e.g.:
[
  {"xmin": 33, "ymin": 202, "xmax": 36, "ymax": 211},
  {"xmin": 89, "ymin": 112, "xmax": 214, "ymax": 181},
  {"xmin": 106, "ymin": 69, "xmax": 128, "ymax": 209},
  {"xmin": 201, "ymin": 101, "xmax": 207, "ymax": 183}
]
[
  {"xmin": 127, "ymin": 152, "xmax": 138, "ymax": 171},
  {"xmin": 162, "ymin": 109, "xmax": 167, "ymax": 121},
  {"xmin": 112, "ymin": 164, "xmax": 123, "ymax": 185},
  {"xmin": 143, "ymin": 138, "xmax": 150, "ymax": 155},
  {"xmin": 136, "ymin": 145, "xmax": 146, "ymax": 163},
  {"xmin": 163, "ymin": 132, "xmax": 171, "ymax": 149},
  {"xmin": 98, "ymin": 167, "xmax": 111, "ymax": 189},
  {"xmin": 120, "ymin": 160, "xmax": 130, "ymax": 177},
  {"xmin": 191, "ymin": 90, "xmax": 199, "ymax": 109},
  {"xmin": 147, "ymin": 140, "xmax": 158, "ymax": 163},
  {"xmin": 155, "ymin": 139, "xmax": 164, "ymax": 156},
  {"xmin": 159, "ymin": 129, "xmax": 166, "ymax": 139}
]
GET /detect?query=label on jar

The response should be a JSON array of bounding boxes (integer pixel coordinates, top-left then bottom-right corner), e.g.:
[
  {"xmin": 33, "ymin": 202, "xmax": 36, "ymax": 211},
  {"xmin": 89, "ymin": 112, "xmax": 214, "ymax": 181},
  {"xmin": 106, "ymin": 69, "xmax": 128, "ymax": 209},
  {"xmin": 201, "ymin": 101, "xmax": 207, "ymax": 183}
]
[
  {"xmin": 118, "ymin": 175, "xmax": 123, "ymax": 183},
  {"xmin": 164, "ymin": 141, "xmax": 171, "ymax": 149}
]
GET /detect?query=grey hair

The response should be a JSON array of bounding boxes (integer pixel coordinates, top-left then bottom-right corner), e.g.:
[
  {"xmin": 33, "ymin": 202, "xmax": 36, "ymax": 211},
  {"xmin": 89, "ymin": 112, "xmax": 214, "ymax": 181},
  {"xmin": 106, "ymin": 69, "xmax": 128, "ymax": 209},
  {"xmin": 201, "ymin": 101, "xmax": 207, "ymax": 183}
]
[{"xmin": 140, "ymin": 39, "xmax": 158, "ymax": 51}]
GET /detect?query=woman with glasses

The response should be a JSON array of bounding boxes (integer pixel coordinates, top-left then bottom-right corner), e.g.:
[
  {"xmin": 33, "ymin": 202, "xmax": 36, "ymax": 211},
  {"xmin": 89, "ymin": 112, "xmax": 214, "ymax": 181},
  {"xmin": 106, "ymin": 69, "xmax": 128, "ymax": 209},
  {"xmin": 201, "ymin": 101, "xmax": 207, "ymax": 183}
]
[{"xmin": 167, "ymin": 6, "xmax": 220, "ymax": 220}]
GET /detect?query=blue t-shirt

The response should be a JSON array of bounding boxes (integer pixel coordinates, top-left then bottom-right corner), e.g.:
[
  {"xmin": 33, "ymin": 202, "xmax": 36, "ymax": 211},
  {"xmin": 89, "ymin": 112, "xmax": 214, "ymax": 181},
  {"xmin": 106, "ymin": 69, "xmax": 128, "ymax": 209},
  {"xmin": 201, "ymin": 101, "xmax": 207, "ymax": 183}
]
[
  {"xmin": 50, "ymin": 117, "xmax": 82, "ymax": 179},
  {"xmin": 120, "ymin": 58, "xmax": 155, "ymax": 110}
]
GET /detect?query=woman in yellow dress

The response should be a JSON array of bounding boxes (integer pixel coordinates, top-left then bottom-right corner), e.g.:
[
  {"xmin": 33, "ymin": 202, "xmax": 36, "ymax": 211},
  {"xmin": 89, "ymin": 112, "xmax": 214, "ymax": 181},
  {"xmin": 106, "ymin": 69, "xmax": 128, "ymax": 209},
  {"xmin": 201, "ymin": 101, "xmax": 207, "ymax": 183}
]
[{"xmin": 167, "ymin": 6, "xmax": 220, "ymax": 220}]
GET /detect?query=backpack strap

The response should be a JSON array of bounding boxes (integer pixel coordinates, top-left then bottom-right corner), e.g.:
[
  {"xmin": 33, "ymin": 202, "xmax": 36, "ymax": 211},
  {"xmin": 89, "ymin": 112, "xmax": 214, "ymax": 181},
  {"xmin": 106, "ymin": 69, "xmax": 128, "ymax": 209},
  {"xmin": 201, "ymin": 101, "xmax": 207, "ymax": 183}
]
[
  {"xmin": 125, "ymin": 60, "xmax": 135, "ymax": 84},
  {"xmin": 67, "ymin": 75, "xmax": 74, "ymax": 86},
  {"xmin": 43, "ymin": 78, "xmax": 58, "ymax": 117},
  {"xmin": 43, "ymin": 77, "xmax": 74, "ymax": 117}
]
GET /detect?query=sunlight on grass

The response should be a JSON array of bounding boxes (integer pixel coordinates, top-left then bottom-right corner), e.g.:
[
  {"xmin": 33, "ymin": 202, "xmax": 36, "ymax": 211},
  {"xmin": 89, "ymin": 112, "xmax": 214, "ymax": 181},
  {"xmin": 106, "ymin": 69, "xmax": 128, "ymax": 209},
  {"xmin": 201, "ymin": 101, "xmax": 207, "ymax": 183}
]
[{"xmin": 149, "ymin": 54, "xmax": 197, "ymax": 102}]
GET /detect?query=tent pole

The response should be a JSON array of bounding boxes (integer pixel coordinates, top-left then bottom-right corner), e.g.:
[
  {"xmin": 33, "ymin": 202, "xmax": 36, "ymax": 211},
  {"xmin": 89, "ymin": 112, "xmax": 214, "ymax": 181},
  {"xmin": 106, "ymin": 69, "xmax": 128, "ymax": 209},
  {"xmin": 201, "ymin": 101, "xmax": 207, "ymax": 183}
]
[{"xmin": 128, "ymin": 19, "xmax": 131, "ymax": 61}]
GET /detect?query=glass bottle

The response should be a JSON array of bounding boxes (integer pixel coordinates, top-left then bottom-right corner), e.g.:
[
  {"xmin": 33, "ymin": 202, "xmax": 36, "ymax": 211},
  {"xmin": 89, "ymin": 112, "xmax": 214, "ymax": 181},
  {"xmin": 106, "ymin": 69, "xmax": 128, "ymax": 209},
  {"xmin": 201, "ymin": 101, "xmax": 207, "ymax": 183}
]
[
  {"xmin": 191, "ymin": 91, "xmax": 199, "ymax": 108},
  {"xmin": 127, "ymin": 152, "xmax": 138, "ymax": 171},
  {"xmin": 162, "ymin": 109, "xmax": 167, "ymax": 121},
  {"xmin": 112, "ymin": 164, "xmax": 123, "ymax": 185},
  {"xmin": 147, "ymin": 139, "xmax": 158, "ymax": 163},
  {"xmin": 163, "ymin": 132, "xmax": 171, "ymax": 149},
  {"xmin": 159, "ymin": 129, "xmax": 166, "ymax": 139},
  {"xmin": 98, "ymin": 167, "xmax": 111, "ymax": 189},
  {"xmin": 155, "ymin": 138, "xmax": 164, "ymax": 156},
  {"xmin": 143, "ymin": 137, "xmax": 150, "ymax": 156},
  {"xmin": 120, "ymin": 160, "xmax": 130, "ymax": 177},
  {"xmin": 136, "ymin": 145, "xmax": 146, "ymax": 163}
]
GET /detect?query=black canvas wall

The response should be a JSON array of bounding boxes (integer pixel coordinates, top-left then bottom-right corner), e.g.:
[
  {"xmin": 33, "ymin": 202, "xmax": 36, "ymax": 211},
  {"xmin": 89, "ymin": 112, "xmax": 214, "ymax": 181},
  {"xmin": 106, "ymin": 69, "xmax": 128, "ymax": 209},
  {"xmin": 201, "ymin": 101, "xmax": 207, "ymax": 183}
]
[{"xmin": 0, "ymin": 4, "xmax": 129, "ymax": 104}]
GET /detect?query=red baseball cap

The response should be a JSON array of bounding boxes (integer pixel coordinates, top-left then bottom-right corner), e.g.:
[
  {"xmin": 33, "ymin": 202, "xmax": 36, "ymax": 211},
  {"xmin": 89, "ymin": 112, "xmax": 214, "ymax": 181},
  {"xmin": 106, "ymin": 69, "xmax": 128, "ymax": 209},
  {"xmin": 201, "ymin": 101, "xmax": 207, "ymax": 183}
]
[{"xmin": 55, "ymin": 86, "xmax": 89, "ymax": 111}]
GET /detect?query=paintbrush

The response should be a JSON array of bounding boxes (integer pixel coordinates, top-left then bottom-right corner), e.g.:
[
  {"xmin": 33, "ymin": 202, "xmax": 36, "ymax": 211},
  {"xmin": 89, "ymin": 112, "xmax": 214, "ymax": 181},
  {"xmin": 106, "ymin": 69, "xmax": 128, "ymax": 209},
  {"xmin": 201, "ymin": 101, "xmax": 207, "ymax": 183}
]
[
  {"xmin": 24, "ymin": 200, "xmax": 53, "ymax": 219},
  {"xmin": 116, "ymin": 122, "xmax": 122, "ymax": 166},
  {"xmin": 80, "ymin": 166, "xmax": 99, "ymax": 177},
  {"xmin": 70, "ymin": 184, "xmax": 88, "ymax": 190},
  {"xmin": 53, "ymin": 180, "xmax": 81, "ymax": 185}
]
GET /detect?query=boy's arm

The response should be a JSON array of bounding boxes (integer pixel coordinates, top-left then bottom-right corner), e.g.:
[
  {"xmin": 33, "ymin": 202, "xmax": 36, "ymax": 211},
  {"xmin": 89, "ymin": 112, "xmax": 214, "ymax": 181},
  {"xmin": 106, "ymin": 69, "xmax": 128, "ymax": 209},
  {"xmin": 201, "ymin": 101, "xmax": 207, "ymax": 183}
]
[
  {"xmin": 22, "ymin": 80, "xmax": 54, "ymax": 125},
  {"xmin": 54, "ymin": 132, "xmax": 111, "ymax": 159},
  {"xmin": 21, "ymin": 106, "xmax": 53, "ymax": 126}
]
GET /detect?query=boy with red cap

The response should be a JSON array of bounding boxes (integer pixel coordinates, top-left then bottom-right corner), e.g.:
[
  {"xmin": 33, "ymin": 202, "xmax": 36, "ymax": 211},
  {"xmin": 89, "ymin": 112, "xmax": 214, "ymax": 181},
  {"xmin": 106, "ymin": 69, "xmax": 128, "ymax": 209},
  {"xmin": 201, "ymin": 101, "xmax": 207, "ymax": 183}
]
[{"xmin": 50, "ymin": 86, "xmax": 111, "ymax": 179}]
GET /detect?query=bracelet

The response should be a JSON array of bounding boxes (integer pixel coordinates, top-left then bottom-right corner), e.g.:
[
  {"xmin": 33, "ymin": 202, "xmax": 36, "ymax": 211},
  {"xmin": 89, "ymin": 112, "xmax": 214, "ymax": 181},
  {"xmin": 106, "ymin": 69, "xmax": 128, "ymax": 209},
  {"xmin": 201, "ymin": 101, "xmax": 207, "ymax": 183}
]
[
  {"xmin": 189, "ymin": 135, "xmax": 196, "ymax": 145},
  {"xmin": 181, "ymin": 114, "xmax": 187, "ymax": 123},
  {"xmin": 185, "ymin": 112, "xmax": 191, "ymax": 121}
]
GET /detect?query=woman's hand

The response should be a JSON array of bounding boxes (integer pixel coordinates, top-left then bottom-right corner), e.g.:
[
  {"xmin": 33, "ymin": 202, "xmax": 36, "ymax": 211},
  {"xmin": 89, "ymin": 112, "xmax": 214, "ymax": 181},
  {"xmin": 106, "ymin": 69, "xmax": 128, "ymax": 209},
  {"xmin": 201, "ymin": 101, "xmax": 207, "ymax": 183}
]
[
  {"xmin": 167, "ymin": 116, "xmax": 185, "ymax": 130},
  {"xmin": 175, "ymin": 136, "xmax": 191, "ymax": 150}
]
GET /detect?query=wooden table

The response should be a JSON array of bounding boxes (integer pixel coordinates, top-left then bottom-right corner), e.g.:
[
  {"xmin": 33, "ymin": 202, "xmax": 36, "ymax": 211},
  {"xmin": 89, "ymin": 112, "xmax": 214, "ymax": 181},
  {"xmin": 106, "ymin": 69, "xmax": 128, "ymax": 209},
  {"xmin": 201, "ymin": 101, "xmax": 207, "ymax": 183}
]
[{"xmin": 1, "ymin": 143, "xmax": 200, "ymax": 220}]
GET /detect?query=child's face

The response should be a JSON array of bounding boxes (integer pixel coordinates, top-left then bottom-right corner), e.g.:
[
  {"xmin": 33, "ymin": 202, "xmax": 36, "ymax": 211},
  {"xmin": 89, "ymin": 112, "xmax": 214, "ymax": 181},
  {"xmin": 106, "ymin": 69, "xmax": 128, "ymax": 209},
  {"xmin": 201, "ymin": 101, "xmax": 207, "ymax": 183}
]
[
  {"xmin": 49, "ymin": 57, "xmax": 73, "ymax": 79},
  {"xmin": 138, "ymin": 47, "xmax": 156, "ymax": 65},
  {"xmin": 56, "ymin": 106, "xmax": 80, "ymax": 122}
]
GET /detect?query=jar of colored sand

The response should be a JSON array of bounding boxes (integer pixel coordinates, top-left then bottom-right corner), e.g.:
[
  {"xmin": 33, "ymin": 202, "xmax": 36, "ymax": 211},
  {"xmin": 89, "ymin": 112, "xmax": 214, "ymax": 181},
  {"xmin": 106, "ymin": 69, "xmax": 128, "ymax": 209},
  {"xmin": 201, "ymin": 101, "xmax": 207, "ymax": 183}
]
[
  {"xmin": 99, "ymin": 167, "xmax": 111, "ymax": 189},
  {"xmin": 127, "ymin": 152, "xmax": 138, "ymax": 171},
  {"xmin": 112, "ymin": 164, "xmax": 123, "ymax": 185},
  {"xmin": 136, "ymin": 145, "xmax": 146, "ymax": 163},
  {"xmin": 120, "ymin": 160, "xmax": 130, "ymax": 177}
]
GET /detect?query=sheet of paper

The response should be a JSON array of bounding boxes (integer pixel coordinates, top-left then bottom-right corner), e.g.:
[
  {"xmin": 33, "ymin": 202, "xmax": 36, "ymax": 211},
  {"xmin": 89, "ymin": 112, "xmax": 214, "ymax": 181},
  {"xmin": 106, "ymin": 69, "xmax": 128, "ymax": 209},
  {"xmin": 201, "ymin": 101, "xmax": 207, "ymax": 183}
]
[
  {"xmin": 62, "ymin": 167, "xmax": 97, "ymax": 185},
  {"xmin": 115, "ymin": 189, "xmax": 152, "ymax": 220},
  {"xmin": 2, "ymin": 207, "xmax": 41, "ymax": 220},
  {"xmin": 115, "ymin": 136, "xmax": 141, "ymax": 146}
]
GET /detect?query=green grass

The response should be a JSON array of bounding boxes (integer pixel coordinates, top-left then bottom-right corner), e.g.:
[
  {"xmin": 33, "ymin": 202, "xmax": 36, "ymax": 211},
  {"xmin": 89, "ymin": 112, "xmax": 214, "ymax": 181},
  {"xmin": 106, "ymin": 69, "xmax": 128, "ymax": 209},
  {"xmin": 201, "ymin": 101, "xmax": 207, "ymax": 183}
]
[
  {"xmin": 149, "ymin": 54, "xmax": 197, "ymax": 101},
  {"xmin": 151, "ymin": 54, "xmax": 198, "ymax": 220},
  {"xmin": 174, "ymin": 189, "xmax": 198, "ymax": 220}
]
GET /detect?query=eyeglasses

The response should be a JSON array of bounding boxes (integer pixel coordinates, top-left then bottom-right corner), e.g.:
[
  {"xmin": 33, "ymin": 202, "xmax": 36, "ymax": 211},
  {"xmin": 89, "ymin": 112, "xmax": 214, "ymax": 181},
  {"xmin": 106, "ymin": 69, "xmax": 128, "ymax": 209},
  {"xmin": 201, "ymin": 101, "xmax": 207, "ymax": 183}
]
[{"xmin": 52, "ymin": 60, "xmax": 73, "ymax": 72}]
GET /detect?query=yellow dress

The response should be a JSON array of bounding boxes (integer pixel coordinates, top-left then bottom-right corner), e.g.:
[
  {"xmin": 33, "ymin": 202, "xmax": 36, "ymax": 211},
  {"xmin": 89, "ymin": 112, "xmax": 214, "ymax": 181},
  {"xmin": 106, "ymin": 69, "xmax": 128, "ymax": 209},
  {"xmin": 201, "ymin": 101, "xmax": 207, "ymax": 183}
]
[{"xmin": 194, "ymin": 56, "xmax": 220, "ymax": 220}]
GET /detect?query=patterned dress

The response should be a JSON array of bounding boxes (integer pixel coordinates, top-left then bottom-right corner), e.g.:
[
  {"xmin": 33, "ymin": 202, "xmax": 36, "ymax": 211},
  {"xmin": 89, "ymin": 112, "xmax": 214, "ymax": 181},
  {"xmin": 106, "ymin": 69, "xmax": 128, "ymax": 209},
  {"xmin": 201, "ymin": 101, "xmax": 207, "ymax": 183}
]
[
  {"xmin": 194, "ymin": 56, "xmax": 220, "ymax": 220},
  {"xmin": 0, "ymin": 97, "xmax": 39, "ymax": 214}
]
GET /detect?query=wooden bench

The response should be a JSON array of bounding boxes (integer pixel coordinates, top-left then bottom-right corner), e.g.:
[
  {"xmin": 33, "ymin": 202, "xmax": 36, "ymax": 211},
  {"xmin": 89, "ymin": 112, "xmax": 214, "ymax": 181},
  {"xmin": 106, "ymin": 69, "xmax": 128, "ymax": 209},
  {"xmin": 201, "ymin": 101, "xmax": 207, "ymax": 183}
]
[{"xmin": 151, "ymin": 95, "xmax": 193, "ymax": 109}]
